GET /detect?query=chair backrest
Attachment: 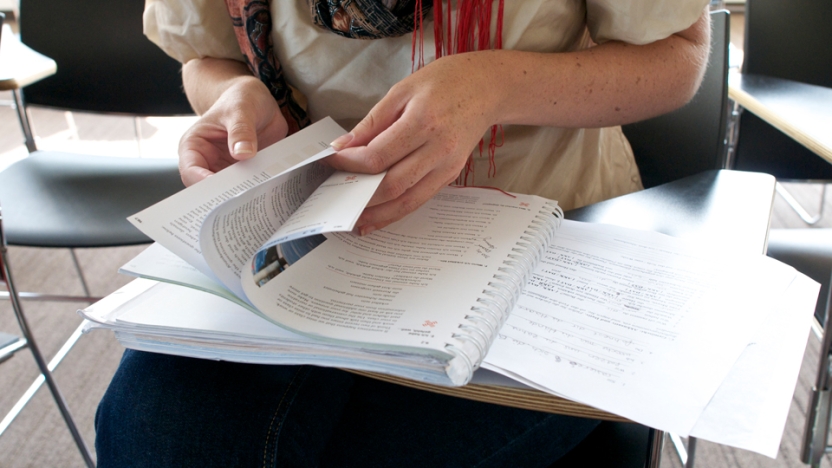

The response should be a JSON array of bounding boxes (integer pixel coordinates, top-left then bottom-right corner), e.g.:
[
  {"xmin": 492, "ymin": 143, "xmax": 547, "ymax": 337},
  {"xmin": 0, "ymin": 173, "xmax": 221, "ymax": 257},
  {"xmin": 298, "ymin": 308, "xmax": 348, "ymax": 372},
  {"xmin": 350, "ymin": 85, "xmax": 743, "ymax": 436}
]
[
  {"xmin": 732, "ymin": 0, "xmax": 832, "ymax": 180},
  {"xmin": 742, "ymin": 0, "xmax": 832, "ymax": 88},
  {"xmin": 621, "ymin": 10, "xmax": 730, "ymax": 189},
  {"xmin": 18, "ymin": 0, "xmax": 192, "ymax": 115}
]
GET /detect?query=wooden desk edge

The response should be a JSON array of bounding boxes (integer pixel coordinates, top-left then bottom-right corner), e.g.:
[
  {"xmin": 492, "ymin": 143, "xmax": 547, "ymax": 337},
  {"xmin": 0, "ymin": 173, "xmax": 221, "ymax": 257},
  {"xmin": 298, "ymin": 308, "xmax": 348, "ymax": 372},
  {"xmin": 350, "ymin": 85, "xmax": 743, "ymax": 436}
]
[
  {"xmin": 0, "ymin": 64, "xmax": 56, "ymax": 91},
  {"xmin": 728, "ymin": 74, "xmax": 832, "ymax": 164},
  {"xmin": 347, "ymin": 369, "xmax": 632, "ymax": 423}
]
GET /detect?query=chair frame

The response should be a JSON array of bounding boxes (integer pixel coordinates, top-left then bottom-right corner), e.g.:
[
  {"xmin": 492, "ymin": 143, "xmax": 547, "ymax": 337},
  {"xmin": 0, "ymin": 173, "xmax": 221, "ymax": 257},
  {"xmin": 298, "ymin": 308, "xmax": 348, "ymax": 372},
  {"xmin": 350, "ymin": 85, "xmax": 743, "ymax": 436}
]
[
  {"xmin": 803, "ymin": 284, "xmax": 832, "ymax": 466},
  {"xmin": 0, "ymin": 205, "xmax": 95, "ymax": 468},
  {"xmin": 0, "ymin": 5, "xmax": 187, "ymax": 463}
]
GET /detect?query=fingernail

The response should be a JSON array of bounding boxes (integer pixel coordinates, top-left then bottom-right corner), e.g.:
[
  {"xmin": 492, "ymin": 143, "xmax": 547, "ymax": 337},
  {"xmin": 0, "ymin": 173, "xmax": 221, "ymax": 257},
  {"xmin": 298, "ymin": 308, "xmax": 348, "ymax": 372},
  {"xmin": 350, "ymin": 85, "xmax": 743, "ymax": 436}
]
[
  {"xmin": 233, "ymin": 141, "xmax": 254, "ymax": 156},
  {"xmin": 330, "ymin": 133, "xmax": 353, "ymax": 150},
  {"xmin": 359, "ymin": 225, "xmax": 376, "ymax": 236}
]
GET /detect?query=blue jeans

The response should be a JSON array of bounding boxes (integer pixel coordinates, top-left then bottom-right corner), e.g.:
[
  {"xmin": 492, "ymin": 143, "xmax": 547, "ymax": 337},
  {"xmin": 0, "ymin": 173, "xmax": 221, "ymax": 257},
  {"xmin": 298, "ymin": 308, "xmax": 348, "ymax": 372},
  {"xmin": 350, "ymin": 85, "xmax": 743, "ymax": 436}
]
[
  {"xmin": 96, "ymin": 351, "xmax": 599, "ymax": 467},
  {"xmin": 95, "ymin": 236, "xmax": 599, "ymax": 466}
]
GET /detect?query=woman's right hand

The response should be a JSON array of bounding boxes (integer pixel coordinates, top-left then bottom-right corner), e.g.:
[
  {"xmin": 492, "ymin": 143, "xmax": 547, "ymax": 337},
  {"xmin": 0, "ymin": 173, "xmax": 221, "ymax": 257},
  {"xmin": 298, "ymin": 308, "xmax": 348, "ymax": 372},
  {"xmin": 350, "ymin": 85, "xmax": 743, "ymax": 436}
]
[{"xmin": 178, "ymin": 74, "xmax": 288, "ymax": 186}]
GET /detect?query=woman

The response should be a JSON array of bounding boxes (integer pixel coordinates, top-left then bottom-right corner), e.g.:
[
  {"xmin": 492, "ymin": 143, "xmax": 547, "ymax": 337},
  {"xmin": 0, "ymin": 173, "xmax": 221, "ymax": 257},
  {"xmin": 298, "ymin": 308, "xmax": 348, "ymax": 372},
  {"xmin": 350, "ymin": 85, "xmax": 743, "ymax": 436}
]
[{"xmin": 95, "ymin": 1, "xmax": 711, "ymax": 466}]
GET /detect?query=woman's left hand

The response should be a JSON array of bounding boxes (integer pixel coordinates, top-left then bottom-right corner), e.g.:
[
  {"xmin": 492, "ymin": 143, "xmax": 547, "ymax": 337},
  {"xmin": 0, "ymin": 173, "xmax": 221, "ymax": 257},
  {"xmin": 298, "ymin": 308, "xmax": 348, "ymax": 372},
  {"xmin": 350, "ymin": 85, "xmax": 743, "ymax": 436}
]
[{"xmin": 326, "ymin": 52, "xmax": 502, "ymax": 235}]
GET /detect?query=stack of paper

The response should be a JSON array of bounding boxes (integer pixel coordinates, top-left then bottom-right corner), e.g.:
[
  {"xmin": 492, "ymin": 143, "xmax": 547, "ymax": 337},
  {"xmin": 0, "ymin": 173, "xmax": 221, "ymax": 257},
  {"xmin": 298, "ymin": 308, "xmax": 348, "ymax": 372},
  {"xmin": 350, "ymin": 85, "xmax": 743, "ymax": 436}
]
[{"xmin": 81, "ymin": 219, "xmax": 819, "ymax": 458}]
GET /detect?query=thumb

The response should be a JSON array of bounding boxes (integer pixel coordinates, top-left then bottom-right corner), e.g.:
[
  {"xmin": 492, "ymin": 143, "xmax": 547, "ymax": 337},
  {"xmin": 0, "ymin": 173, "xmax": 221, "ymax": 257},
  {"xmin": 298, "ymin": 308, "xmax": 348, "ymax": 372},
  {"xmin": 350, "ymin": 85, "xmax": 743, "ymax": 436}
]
[
  {"xmin": 331, "ymin": 97, "xmax": 402, "ymax": 150},
  {"xmin": 226, "ymin": 119, "xmax": 259, "ymax": 161}
]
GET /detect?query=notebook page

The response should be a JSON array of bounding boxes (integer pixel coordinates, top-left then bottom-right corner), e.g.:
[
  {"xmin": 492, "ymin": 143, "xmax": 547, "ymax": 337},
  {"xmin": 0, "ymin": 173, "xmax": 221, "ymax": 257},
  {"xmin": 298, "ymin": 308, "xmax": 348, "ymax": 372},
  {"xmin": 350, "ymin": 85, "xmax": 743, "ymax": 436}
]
[{"xmin": 483, "ymin": 219, "xmax": 798, "ymax": 435}]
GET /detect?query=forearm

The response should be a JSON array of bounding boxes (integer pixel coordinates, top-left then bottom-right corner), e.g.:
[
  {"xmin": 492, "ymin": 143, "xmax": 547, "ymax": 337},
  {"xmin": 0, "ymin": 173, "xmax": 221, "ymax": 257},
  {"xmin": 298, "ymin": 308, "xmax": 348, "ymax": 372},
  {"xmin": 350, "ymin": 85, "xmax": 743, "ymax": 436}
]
[
  {"xmin": 474, "ymin": 9, "xmax": 711, "ymax": 129},
  {"xmin": 181, "ymin": 57, "xmax": 262, "ymax": 115}
]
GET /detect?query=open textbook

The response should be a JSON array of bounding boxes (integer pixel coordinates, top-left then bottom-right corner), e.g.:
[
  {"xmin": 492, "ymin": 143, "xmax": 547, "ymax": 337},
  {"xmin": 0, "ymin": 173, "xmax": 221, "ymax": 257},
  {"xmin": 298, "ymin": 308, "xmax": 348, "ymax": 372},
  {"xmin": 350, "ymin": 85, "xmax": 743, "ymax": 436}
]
[
  {"xmin": 79, "ymin": 117, "xmax": 819, "ymax": 456},
  {"xmin": 113, "ymin": 117, "xmax": 565, "ymax": 386}
]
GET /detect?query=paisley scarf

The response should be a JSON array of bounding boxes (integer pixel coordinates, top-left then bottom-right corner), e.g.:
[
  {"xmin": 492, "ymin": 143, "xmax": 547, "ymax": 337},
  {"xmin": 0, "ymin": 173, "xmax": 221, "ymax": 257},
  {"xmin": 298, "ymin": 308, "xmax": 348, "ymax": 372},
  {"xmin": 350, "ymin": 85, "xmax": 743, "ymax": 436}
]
[{"xmin": 224, "ymin": 0, "xmax": 504, "ymax": 178}]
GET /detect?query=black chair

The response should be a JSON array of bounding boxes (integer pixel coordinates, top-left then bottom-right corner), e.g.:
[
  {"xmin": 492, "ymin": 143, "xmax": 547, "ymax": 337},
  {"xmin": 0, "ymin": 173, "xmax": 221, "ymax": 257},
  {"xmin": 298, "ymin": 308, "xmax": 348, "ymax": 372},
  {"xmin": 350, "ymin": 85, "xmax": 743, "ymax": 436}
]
[
  {"xmin": 0, "ymin": 1, "xmax": 192, "ymax": 465},
  {"xmin": 552, "ymin": 10, "xmax": 730, "ymax": 468},
  {"xmin": 766, "ymin": 228, "xmax": 832, "ymax": 468},
  {"xmin": 622, "ymin": 9, "xmax": 731, "ymax": 190},
  {"xmin": 729, "ymin": 0, "xmax": 832, "ymax": 224},
  {"xmin": 16, "ymin": 0, "xmax": 192, "ymax": 150},
  {"xmin": 1, "ymin": 0, "xmax": 191, "ymax": 303}
]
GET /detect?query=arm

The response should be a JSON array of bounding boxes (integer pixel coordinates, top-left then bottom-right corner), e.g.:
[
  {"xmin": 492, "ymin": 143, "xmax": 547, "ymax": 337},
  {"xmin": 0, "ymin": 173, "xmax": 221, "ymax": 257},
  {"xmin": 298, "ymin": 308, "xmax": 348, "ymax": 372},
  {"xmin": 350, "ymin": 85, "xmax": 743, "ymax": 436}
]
[
  {"xmin": 329, "ymin": 8, "xmax": 711, "ymax": 234},
  {"xmin": 177, "ymin": 57, "xmax": 288, "ymax": 186}
]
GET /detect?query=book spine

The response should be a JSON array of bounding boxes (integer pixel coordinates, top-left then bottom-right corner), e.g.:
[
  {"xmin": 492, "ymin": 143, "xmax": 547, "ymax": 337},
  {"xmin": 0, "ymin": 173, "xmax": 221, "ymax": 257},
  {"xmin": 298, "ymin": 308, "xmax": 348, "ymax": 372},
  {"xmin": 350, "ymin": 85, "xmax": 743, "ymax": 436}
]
[{"xmin": 445, "ymin": 201, "xmax": 563, "ymax": 384}]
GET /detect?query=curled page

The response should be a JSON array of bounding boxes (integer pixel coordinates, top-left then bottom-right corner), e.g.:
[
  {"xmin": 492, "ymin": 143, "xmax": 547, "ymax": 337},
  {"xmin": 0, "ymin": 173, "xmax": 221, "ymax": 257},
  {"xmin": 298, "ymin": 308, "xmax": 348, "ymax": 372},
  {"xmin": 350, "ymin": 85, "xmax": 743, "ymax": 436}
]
[{"xmin": 240, "ymin": 186, "xmax": 562, "ymax": 385}]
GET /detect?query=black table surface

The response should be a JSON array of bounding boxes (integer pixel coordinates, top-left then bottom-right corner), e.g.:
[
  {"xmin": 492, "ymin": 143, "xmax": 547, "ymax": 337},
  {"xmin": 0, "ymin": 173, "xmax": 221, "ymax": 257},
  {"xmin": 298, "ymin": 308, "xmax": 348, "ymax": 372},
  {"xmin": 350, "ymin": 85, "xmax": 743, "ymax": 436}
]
[
  {"xmin": 566, "ymin": 169, "xmax": 776, "ymax": 256},
  {"xmin": 729, "ymin": 72, "xmax": 832, "ymax": 164}
]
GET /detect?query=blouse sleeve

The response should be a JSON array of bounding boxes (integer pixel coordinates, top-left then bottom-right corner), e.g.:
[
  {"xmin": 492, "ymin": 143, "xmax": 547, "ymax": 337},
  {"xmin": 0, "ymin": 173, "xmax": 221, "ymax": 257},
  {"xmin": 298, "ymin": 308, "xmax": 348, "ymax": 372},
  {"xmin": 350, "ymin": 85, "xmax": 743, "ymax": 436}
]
[
  {"xmin": 143, "ymin": 0, "xmax": 244, "ymax": 63},
  {"xmin": 586, "ymin": 0, "xmax": 711, "ymax": 45}
]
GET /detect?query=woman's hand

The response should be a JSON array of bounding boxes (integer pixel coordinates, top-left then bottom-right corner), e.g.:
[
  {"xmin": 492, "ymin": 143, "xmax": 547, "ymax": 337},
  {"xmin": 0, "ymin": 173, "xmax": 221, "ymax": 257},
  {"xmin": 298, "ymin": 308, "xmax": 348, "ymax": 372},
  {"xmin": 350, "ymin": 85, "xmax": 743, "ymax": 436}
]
[
  {"xmin": 178, "ymin": 59, "xmax": 289, "ymax": 186},
  {"xmin": 327, "ymin": 52, "xmax": 503, "ymax": 235},
  {"xmin": 326, "ymin": 8, "xmax": 710, "ymax": 235}
]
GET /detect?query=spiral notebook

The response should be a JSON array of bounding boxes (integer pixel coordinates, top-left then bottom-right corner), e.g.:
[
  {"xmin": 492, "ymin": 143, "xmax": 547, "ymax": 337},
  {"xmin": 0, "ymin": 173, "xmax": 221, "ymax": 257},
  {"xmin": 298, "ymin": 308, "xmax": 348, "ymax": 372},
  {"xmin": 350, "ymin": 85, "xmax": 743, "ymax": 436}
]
[
  {"xmin": 102, "ymin": 187, "xmax": 561, "ymax": 386},
  {"xmin": 94, "ymin": 118, "xmax": 564, "ymax": 386}
]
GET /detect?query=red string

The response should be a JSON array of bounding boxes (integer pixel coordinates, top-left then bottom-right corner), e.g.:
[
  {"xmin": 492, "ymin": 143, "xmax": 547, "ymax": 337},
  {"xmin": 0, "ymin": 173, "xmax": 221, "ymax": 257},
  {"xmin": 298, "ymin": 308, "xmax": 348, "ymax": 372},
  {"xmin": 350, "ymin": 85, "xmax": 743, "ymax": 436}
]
[
  {"xmin": 412, "ymin": 0, "xmax": 505, "ymax": 186},
  {"xmin": 446, "ymin": 184, "xmax": 517, "ymax": 198},
  {"xmin": 411, "ymin": 0, "xmax": 426, "ymax": 72}
]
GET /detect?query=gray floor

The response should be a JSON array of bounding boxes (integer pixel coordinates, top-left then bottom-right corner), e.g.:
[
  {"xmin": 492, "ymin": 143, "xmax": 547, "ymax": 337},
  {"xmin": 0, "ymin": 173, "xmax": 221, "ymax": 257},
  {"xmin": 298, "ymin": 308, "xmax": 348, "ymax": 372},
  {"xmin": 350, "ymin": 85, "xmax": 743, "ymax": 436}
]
[{"xmin": 1, "ymin": 91, "xmax": 832, "ymax": 468}]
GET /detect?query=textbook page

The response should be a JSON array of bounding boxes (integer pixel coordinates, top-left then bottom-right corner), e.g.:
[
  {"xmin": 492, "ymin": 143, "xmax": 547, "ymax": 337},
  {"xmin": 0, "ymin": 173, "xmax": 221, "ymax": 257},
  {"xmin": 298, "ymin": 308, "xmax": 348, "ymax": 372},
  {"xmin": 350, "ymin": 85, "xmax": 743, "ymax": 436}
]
[
  {"xmin": 81, "ymin": 280, "xmax": 455, "ymax": 383},
  {"xmin": 128, "ymin": 118, "xmax": 345, "ymax": 281},
  {"xmin": 241, "ymin": 187, "xmax": 559, "ymax": 382},
  {"xmin": 482, "ymin": 219, "xmax": 798, "ymax": 435},
  {"xmin": 199, "ymin": 169, "xmax": 384, "ymax": 298},
  {"xmin": 118, "ymin": 243, "xmax": 255, "ymax": 312}
]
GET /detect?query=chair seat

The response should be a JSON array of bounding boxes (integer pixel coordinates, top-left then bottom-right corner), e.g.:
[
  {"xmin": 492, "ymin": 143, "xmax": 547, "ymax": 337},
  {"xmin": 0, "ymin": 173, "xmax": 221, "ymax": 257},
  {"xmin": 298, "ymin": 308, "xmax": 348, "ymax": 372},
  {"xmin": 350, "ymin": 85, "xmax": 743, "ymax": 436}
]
[
  {"xmin": 766, "ymin": 228, "xmax": 832, "ymax": 323},
  {"xmin": 550, "ymin": 421, "xmax": 650, "ymax": 467},
  {"xmin": 0, "ymin": 152, "xmax": 184, "ymax": 247}
]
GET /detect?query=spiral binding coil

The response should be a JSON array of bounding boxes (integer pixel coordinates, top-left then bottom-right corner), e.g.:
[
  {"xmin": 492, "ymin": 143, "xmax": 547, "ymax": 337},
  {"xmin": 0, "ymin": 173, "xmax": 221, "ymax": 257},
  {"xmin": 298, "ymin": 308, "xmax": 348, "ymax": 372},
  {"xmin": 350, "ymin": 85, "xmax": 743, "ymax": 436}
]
[{"xmin": 445, "ymin": 201, "xmax": 563, "ymax": 381}]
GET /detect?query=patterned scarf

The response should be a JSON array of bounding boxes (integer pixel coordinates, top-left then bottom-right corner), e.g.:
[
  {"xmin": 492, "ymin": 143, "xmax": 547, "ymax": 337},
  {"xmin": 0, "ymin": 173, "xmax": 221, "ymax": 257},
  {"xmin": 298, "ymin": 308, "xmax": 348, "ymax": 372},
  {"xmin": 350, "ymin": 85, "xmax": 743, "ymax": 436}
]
[{"xmin": 224, "ymin": 0, "xmax": 504, "ymax": 179}]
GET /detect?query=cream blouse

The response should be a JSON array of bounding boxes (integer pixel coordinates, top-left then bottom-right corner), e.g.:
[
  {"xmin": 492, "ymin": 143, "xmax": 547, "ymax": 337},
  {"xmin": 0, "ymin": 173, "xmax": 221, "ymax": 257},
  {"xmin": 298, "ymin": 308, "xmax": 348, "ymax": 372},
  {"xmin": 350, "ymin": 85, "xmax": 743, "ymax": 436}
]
[{"xmin": 144, "ymin": 0, "xmax": 708, "ymax": 210}]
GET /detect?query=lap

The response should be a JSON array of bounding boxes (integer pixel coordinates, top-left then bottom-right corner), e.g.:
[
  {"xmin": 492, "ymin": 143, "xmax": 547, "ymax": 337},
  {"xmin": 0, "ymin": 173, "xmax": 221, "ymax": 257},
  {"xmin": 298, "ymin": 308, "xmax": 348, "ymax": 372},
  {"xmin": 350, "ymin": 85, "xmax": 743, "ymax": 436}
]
[{"xmin": 95, "ymin": 350, "xmax": 598, "ymax": 468}]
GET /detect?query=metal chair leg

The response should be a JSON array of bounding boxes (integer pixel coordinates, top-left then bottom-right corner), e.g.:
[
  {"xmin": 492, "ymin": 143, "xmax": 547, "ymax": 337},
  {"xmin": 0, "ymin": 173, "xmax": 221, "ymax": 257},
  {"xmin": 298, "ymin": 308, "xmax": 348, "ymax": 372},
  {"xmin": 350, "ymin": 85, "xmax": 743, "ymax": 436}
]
[
  {"xmin": 70, "ymin": 248, "xmax": 95, "ymax": 299},
  {"xmin": 11, "ymin": 89, "xmax": 36, "ymax": 153},
  {"xmin": 645, "ymin": 429, "xmax": 665, "ymax": 468},
  {"xmin": 1, "ymin": 249, "xmax": 102, "ymax": 303},
  {"xmin": 1, "ymin": 214, "xmax": 95, "ymax": 467},
  {"xmin": 803, "ymin": 385, "xmax": 832, "ymax": 467},
  {"xmin": 686, "ymin": 437, "xmax": 697, "ymax": 468},
  {"xmin": 801, "ymin": 277, "xmax": 832, "ymax": 467},
  {"xmin": 776, "ymin": 182, "xmax": 827, "ymax": 226},
  {"xmin": 669, "ymin": 433, "xmax": 698, "ymax": 468}
]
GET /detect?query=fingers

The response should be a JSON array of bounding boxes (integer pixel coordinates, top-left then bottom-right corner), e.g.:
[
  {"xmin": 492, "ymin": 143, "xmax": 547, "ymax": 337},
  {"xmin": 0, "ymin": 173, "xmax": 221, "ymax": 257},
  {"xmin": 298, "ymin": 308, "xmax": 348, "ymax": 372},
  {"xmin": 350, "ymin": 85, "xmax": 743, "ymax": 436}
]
[
  {"xmin": 363, "ymin": 140, "xmax": 445, "ymax": 206},
  {"xmin": 222, "ymin": 111, "xmax": 260, "ymax": 161},
  {"xmin": 356, "ymin": 170, "xmax": 459, "ymax": 236},
  {"xmin": 327, "ymin": 89, "xmax": 420, "ymax": 175},
  {"xmin": 180, "ymin": 160, "xmax": 215, "ymax": 187},
  {"xmin": 178, "ymin": 131, "xmax": 226, "ymax": 186},
  {"xmin": 331, "ymin": 93, "xmax": 404, "ymax": 150},
  {"xmin": 214, "ymin": 77, "xmax": 287, "ymax": 162},
  {"xmin": 357, "ymin": 139, "xmax": 468, "ymax": 233},
  {"xmin": 176, "ymin": 79, "xmax": 288, "ymax": 187}
]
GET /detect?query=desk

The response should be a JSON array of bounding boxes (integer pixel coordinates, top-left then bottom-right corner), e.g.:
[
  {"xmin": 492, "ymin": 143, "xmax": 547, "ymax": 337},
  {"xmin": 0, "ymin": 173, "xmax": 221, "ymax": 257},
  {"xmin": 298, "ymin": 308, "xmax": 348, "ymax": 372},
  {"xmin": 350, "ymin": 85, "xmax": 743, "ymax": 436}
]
[
  {"xmin": 729, "ymin": 72, "xmax": 832, "ymax": 165},
  {"xmin": 0, "ymin": 25, "xmax": 55, "ymax": 91},
  {"xmin": 0, "ymin": 24, "xmax": 56, "ymax": 152},
  {"xmin": 355, "ymin": 169, "xmax": 777, "ymax": 467}
]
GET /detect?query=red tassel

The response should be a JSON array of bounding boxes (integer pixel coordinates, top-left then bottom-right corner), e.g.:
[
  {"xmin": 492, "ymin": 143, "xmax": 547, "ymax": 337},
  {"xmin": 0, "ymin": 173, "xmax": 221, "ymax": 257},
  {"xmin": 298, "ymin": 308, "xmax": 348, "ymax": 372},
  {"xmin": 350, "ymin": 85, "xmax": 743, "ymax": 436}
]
[
  {"xmin": 412, "ymin": 0, "xmax": 426, "ymax": 72},
  {"xmin": 412, "ymin": 0, "xmax": 505, "ymax": 185}
]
